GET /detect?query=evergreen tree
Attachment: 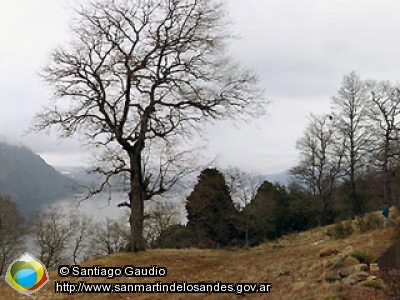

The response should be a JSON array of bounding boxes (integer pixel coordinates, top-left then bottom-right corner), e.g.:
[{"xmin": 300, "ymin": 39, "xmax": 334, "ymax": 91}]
[
  {"xmin": 243, "ymin": 180, "xmax": 320, "ymax": 245},
  {"xmin": 185, "ymin": 168, "xmax": 240, "ymax": 247},
  {"xmin": 242, "ymin": 181, "xmax": 278, "ymax": 244}
]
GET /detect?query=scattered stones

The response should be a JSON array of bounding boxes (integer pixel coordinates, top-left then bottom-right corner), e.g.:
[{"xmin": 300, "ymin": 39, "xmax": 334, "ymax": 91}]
[
  {"xmin": 347, "ymin": 271, "xmax": 370, "ymax": 283},
  {"xmin": 319, "ymin": 248, "xmax": 340, "ymax": 257},
  {"xmin": 339, "ymin": 266, "xmax": 355, "ymax": 277},
  {"xmin": 354, "ymin": 263, "xmax": 368, "ymax": 272},
  {"xmin": 325, "ymin": 254, "xmax": 345, "ymax": 269},
  {"xmin": 340, "ymin": 256, "xmax": 360, "ymax": 268},
  {"xmin": 342, "ymin": 277, "xmax": 357, "ymax": 285},
  {"xmin": 326, "ymin": 272, "xmax": 341, "ymax": 282},
  {"xmin": 323, "ymin": 247, "xmax": 382, "ymax": 287},
  {"xmin": 369, "ymin": 263, "xmax": 380, "ymax": 273}
]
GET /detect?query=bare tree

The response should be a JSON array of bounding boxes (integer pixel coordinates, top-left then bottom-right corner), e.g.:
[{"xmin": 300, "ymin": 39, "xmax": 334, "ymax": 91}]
[
  {"xmin": 31, "ymin": 205, "xmax": 93, "ymax": 268},
  {"xmin": 89, "ymin": 218, "xmax": 130, "ymax": 256},
  {"xmin": 291, "ymin": 114, "xmax": 343, "ymax": 224},
  {"xmin": 143, "ymin": 199, "xmax": 183, "ymax": 248},
  {"xmin": 331, "ymin": 72, "xmax": 370, "ymax": 216},
  {"xmin": 366, "ymin": 80, "xmax": 400, "ymax": 204},
  {"xmin": 224, "ymin": 167, "xmax": 261, "ymax": 245},
  {"xmin": 34, "ymin": 0, "xmax": 265, "ymax": 252},
  {"xmin": 32, "ymin": 207, "xmax": 72, "ymax": 269},
  {"xmin": 69, "ymin": 211, "xmax": 94, "ymax": 264},
  {"xmin": 0, "ymin": 196, "xmax": 26, "ymax": 276}
]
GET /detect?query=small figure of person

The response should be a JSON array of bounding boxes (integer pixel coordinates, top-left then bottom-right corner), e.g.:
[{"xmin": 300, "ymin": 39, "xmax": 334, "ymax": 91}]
[{"xmin": 381, "ymin": 202, "xmax": 390, "ymax": 227}]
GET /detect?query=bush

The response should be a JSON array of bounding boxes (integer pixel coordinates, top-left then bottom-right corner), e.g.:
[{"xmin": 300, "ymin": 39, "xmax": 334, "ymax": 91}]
[
  {"xmin": 354, "ymin": 214, "xmax": 382, "ymax": 233},
  {"xmin": 326, "ymin": 220, "xmax": 354, "ymax": 239},
  {"xmin": 360, "ymin": 279, "xmax": 386, "ymax": 290},
  {"xmin": 156, "ymin": 225, "xmax": 195, "ymax": 249},
  {"xmin": 350, "ymin": 249, "xmax": 376, "ymax": 265}
]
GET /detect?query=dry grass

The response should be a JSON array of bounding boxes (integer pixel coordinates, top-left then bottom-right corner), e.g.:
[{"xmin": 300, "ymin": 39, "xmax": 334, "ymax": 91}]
[{"xmin": 1, "ymin": 213, "xmax": 397, "ymax": 300}]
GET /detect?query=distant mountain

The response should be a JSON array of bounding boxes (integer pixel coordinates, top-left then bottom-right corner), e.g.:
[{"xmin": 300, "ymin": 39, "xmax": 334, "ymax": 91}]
[
  {"xmin": 264, "ymin": 171, "xmax": 293, "ymax": 186},
  {"xmin": 0, "ymin": 142, "xmax": 78, "ymax": 215},
  {"xmin": 56, "ymin": 166, "xmax": 104, "ymax": 187}
]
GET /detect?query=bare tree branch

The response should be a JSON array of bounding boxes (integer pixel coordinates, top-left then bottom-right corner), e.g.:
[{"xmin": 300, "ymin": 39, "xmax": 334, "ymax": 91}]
[{"xmin": 34, "ymin": 0, "xmax": 266, "ymax": 252}]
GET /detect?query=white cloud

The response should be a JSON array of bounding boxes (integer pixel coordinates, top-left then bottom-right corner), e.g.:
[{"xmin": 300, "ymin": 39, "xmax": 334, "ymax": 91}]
[{"xmin": 2, "ymin": 0, "xmax": 400, "ymax": 175}]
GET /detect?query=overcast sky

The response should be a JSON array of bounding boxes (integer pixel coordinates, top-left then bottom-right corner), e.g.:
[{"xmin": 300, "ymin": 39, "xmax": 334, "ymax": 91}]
[{"xmin": 2, "ymin": 0, "xmax": 400, "ymax": 175}]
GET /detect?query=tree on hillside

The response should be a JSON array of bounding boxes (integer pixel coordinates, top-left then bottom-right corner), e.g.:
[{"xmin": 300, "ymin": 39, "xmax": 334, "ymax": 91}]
[
  {"xmin": 185, "ymin": 168, "xmax": 240, "ymax": 247},
  {"xmin": 89, "ymin": 218, "xmax": 130, "ymax": 257},
  {"xmin": 331, "ymin": 72, "xmax": 370, "ymax": 216},
  {"xmin": 241, "ymin": 180, "xmax": 277, "ymax": 244},
  {"xmin": 155, "ymin": 224, "xmax": 194, "ymax": 249},
  {"xmin": 224, "ymin": 167, "xmax": 261, "ymax": 246},
  {"xmin": 244, "ymin": 181, "xmax": 319, "ymax": 243},
  {"xmin": 291, "ymin": 114, "xmax": 344, "ymax": 225},
  {"xmin": 366, "ymin": 80, "xmax": 400, "ymax": 204},
  {"xmin": 0, "ymin": 196, "xmax": 26, "ymax": 276},
  {"xmin": 31, "ymin": 205, "xmax": 93, "ymax": 268},
  {"xmin": 143, "ymin": 199, "xmax": 182, "ymax": 248},
  {"xmin": 34, "ymin": 0, "xmax": 265, "ymax": 252},
  {"xmin": 284, "ymin": 181, "xmax": 320, "ymax": 230}
]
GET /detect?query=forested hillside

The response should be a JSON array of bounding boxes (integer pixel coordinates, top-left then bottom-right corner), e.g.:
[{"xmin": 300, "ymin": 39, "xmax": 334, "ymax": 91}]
[{"xmin": 0, "ymin": 142, "xmax": 76, "ymax": 214}]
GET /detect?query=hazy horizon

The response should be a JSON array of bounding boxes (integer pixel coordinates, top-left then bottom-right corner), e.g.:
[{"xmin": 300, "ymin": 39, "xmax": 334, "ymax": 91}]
[{"xmin": 3, "ymin": 0, "xmax": 400, "ymax": 174}]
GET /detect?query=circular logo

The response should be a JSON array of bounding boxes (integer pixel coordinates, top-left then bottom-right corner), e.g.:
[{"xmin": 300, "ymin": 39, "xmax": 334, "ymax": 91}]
[{"xmin": 5, "ymin": 252, "xmax": 49, "ymax": 295}]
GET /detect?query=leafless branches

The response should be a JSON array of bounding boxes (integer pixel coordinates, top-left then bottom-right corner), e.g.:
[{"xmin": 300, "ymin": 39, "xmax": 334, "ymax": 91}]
[
  {"xmin": 31, "ymin": 205, "xmax": 93, "ymax": 268},
  {"xmin": 36, "ymin": 0, "xmax": 264, "ymax": 146},
  {"xmin": 293, "ymin": 72, "xmax": 400, "ymax": 215},
  {"xmin": 224, "ymin": 167, "xmax": 261, "ymax": 209},
  {"xmin": 143, "ymin": 200, "xmax": 183, "ymax": 248},
  {"xmin": 224, "ymin": 167, "xmax": 262, "ymax": 245},
  {"xmin": 0, "ymin": 197, "xmax": 26, "ymax": 276},
  {"xmin": 34, "ymin": 0, "xmax": 265, "ymax": 251},
  {"xmin": 291, "ymin": 114, "xmax": 343, "ymax": 224},
  {"xmin": 365, "ymin": 80, "xmax": 400, "ymax": 202},
  {"xmin": 89, "ymin": 218, "xmax": 130, "ymax": 256}
]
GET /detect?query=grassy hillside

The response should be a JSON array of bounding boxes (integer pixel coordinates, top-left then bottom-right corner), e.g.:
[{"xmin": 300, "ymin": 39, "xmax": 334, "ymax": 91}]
[{"xmin": 1, "ymin": 213, "xmax": 397, "ymax": 299}]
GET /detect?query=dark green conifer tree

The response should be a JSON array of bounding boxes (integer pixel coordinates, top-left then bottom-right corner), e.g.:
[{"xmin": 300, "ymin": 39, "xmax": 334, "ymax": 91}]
[{"xmin": 186, "ymin": 168, "xmax": 240, "ymax": 247}]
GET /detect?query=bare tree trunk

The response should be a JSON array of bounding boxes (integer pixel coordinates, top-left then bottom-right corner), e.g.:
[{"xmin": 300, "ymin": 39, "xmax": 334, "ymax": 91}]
[
  {"xmin": 383, "ymin": 137, "xmax": 392, "ymax": 204},
  {"xmin": 34, "ymin": 0, "xmax": 266, "ymax": 253},
  {"xmin": 245, "ymin": 214, "xmax": 250, "ymax": 247},
  {"xmin": 349, "ymin": 110, "xmax": 360, "ymax": 216},
  {"xmin": 321, "ymin": 197, "xmax": 327, "ymax": 226},
  {"xmin": 350, "ymin": 168, "xmax": 358, "ymax": 216},
  {"xmin": 129, "ymin": 146, "xmax": 146, "ymax": 252}
]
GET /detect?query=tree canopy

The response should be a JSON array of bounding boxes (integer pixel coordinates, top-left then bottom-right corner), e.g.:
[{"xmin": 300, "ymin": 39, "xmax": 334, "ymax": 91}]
[{"xmin": 34, "ymin": 0, "xmax": 265, "ymax": 251}]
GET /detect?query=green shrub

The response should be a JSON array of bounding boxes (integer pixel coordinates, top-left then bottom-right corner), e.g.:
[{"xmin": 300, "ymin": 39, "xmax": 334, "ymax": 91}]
[
  {"xmin": 156, "ymin": 225, "xmax": 195, "ymax": 249},
  {"xmin": 354, "ymin": 214, "xmax": 382, "ymax": 233},
  {"xmin": 350, "ymin": 249, "xmax": 376, "ymax": 264},
  {"xmin": 326, "ymin": 220, "xmax": 354, "ymax": 239},
  {"xmin": 360, "ymin": 279, "xmax": 386, "ymax": 290}
]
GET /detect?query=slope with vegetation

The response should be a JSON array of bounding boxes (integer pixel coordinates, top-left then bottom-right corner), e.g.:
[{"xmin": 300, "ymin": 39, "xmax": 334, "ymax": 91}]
[{"xmin": 1, "ymin": 210, "xmax": 397, "ymax": 299}]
